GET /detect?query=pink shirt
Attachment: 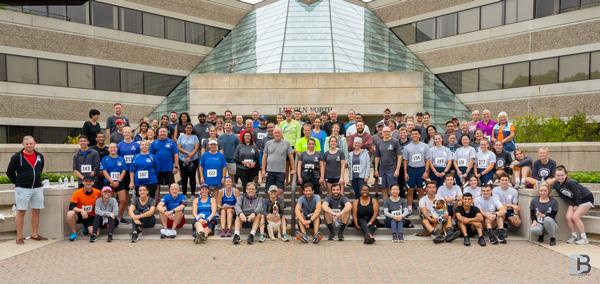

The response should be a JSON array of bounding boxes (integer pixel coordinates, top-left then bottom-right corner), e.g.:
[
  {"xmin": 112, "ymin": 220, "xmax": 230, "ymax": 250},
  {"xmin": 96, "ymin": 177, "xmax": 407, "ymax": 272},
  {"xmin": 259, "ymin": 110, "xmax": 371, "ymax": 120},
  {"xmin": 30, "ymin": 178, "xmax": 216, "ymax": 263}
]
[{"xmin": 477, "ymin": 120, "xmax": 497, "ymax": 137}]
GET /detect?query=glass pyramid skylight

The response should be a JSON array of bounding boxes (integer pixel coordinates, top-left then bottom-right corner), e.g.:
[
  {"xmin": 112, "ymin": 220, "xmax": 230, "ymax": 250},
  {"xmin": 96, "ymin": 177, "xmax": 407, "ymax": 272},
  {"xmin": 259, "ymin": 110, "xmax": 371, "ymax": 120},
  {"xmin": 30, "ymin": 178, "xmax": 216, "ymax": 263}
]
[{"xmin": 151, "ymin": 0, "xmax": 470, "ymax": 124}]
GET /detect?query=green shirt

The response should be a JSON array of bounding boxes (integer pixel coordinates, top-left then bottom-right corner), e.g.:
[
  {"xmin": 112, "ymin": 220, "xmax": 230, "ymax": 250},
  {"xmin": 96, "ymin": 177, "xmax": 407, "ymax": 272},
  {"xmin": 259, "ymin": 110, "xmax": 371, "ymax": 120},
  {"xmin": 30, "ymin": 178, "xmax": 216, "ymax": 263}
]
[
  {"xmin": 279, "ymin": 119, "xmax": 301, "ymax": 147},
  {"xmin": 295, "ymin": 137, "xmax": 321, "ymax": 154}
]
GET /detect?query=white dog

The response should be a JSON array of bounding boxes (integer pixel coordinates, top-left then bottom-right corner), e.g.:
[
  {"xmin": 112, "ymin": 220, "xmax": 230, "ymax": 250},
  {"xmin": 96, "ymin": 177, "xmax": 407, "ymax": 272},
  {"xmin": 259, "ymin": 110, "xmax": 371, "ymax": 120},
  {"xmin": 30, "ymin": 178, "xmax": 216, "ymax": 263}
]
[{"xmin": 267, "ymin": 203, "xmax": 283, "ymax": 240}]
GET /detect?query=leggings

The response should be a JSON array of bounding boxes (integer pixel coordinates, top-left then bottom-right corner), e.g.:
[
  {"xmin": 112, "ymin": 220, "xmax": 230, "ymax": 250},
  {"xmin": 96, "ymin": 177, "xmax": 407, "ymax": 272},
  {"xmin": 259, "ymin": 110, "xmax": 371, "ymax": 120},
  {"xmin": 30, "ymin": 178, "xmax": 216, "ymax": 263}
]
[
  {"xmin": 529, "ymin": 216, "xmax": 558, "ymax": 238},
  {"xmin": 351, "ymin": 178, "xmax": 365, "ymax": 198},
  {"xmin": 179, "ymin": 159, "xmax": 199, "ymax": 196},
  {"xmin": 93, "ymin": 215, "xmax": 115, "ymax": 235},
  {"xmin": 357, "ymin": 217, "xmax": 376, "ymax": 237},
  {"xmin": 236, "ymin": 167, "xmax": 258, "ymax": 192},
  {"xmin": 132, "ymin": 216, "xmax": 156, "ymax": 233},
  {"xmin": 387, "ymin": 218, "xmax": 405, "ymax": 235}
]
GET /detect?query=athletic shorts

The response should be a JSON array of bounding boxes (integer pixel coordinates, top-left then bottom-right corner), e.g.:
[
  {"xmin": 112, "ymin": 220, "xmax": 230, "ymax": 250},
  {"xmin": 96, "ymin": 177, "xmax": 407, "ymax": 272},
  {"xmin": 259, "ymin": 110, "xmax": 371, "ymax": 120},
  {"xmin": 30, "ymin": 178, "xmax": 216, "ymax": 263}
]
[
  {"xmin": 166, "ymin": 216, "xmax": 186, "ymax": 229},
  {"xmin": 193, "ymin": 219, "xmax": 216, "ymax": 231},
  {"xmin": 76, "ymin": 213, "xmax": 94, "ymax": 227},
  {"xmin": 378, "ymin": 171, "xmax": 397, "ymax": 189},
  {"xmin": 506, "ymin": 208, "xmax": 515, "ymax": 218},
  {"xmin": 157, "ymin": 172, "xmax": 175, "ymax": 185},
  {"xmin": 325, "ymin": 177, "xmax": 340, "ymax": 184},
  {"xmin": 14, "ymin": 187, "xmax": 44, "ymax": 210},
  {"xmin": 240, "ymin": 213, "xmax": 260, "ymax": 228},
  {"xmin": 407, "ymin": 166, "xmax": 425, "ymax": 188},
  {"xmin": 577, "ymin": 194, "xmax": 595, "ymax": 207},
  {"xmin": 301, "ymin": 214, "xmax": 320, "ymax": 229}
]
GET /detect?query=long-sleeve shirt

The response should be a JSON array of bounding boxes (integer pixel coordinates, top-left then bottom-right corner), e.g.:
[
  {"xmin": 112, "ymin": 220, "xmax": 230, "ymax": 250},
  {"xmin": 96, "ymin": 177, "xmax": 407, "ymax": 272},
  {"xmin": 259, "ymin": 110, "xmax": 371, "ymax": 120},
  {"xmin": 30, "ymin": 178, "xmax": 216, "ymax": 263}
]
[
  {"xmin": 95, "ymin": 197, "xmax": 119, "ymax": 217},
  {"xmin": 73, "ymin": 148, "xmax": 100, "ymax": 182},
  {"xmin": 383, "ymin": 197, "xmax": 410, "ymax": 218},
  {"xmin": 553, "ymin": 179, "xmax": 593, "ymax": 206},
  {"xmin": 529, "ymin": 197, "xmax": 558, "ymax": 221},
  {"xmin": 235, "ymin": 195, "xmax": 263, "ymax": 216}
]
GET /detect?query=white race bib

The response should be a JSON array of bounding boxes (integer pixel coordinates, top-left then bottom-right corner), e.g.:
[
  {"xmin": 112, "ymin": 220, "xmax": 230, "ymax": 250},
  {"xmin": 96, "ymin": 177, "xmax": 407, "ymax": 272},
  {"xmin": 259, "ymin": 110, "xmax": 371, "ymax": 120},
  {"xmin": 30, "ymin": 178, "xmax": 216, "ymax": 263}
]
[
  {"xmin": 198, "ymin": 213, "xmax": 206, "ymax": 220},
  {"xmin": 332, "ymin": 209, "xmax": 341, "ymax": 214},
  {"xmin": 434, "ymin": 157, "xmax": 445, "ymax": 166},
  {"xmin": 207, "ymin": 169, "xmax": 217, "ymax": 177},
  {"xmin": 81, "ymin": 165, "xmax": 92, "ymax": 173},
  {"xmin": 110, "ymin": 172, "xmax": 120, "ymax": 180},
  {"xmin": 124, "ymin": 155, "xmax": 133, "ymax": 164},
  {"xmin": 391, "ymin": 210, "xmax": 402, "ymax": 216},
  {"xmin": 352, "ymin": 165, "xmax": 361, "ymax": 173},
  {"xmin": 411, "ymin": 153, "xmax": 422, "ymax": 163},
  {"xmin": 137, "ymin": 170, "xmax": 149, "ymax": 179},
  {"xmin": 243, "ymin": 159, "xmax": 254, "ymax": 164},
  {"xmin": 478, "ymin": 159, "xmax": 488, "ymax": 168},
  {"xmin": 257, "ymin": 133, "xmax": 267, "ymax": 139},
  {"xmin": 304, "ymin": 164, "xmax": 315, "ymax": 170},
  {"xmin": 82, "ymin": 205, "xmax": 93, "ymax": 213},
  {"xmin": 457, "ymin": 158, "xmax": 467, "ymax": 167},
  {"xmin": 378, "ymin": 177, "xmax": 382, "ymax": 185}
]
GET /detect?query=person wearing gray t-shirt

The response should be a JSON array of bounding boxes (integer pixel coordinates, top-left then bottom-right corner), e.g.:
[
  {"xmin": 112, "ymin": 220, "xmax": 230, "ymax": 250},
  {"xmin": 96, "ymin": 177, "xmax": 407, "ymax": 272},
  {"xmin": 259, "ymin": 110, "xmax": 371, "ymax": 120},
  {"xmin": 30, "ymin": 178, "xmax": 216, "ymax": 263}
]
[
  {"xmin": 322, "ymin": 184, "xmax": 352, "ymax": 241},
  {"xmin": 403, "ymin": 128, "xmax": 429, "ymax": 210},
  {"xmin": 374, "ymin": 127, "xmax": 403, "ymax": 201},
  {"xmin": 475, "ymin": 184, "xmax": 506, "ymax": 245},
  {"xmin": 295, "ymin": 184, "xmax": 322, "ymax": 243},
  {"xmin": 262, "ymin": 128, "xmax": 294, "ymax": 192}
]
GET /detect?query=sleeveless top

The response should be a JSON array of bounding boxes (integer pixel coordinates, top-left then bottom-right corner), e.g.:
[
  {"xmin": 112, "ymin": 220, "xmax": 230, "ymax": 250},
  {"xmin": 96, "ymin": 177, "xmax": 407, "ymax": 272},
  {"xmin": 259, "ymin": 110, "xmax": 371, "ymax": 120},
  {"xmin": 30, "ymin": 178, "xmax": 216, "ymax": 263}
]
[
  {"xmin": 221, "ymin": 188, "xmax": 237, "ymax": 206},
  {"xmin": 196, "ymin": 196, "xmax": 212, "ymax": 220},
  {"xmin": 357, "ymin": 197, "xmax": 374, "ymax": 219}
]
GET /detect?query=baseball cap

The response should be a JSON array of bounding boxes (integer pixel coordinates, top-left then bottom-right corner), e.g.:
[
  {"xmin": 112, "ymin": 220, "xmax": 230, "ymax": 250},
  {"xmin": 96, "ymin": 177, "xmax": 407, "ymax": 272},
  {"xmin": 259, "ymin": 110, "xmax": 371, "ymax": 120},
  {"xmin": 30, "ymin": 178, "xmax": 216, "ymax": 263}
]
[
  {"xmin": 115, "ymin": 118, "xmax": 124, "ymax": 124},
  {"xmin": 199, "ymin": 184, "xmax": 209, "ymax": 190},
  {"xmin": 268, "ymin": 185, "xmax": 278, "ymax": 192},
  {"xmin": 101, "ymin": 186, "xmax": 113, "ymax": 193},
  {"xmin": 208, "ymin": 140, "xmax": 218, "ymax": 145},
  {"xmin": 258, "ymin": 115, "xmax": 267, "ymax": 121},
  {"xmin": 83, "ymin": 174, "xmax": 94, "ymax": 182},
  {"xmin": 376, "ymin": 121, "xmax": 385, "ymax": 127}
]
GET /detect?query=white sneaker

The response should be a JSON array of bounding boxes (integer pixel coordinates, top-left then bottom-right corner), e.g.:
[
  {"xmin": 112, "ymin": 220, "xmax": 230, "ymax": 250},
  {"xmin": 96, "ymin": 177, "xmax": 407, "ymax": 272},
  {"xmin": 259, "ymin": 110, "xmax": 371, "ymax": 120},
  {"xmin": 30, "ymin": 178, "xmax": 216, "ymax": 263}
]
[
  {"xmin": 160, "ymin": 228, "xmax": 167, "ymax": 236},
  {"xmin": 576, "ymin": 238, "xmax": 589, "ymax": 245},
  {"xmin": 566, "ymin": 236, "xmax": 578, "ymax": 244},
  {"xmin": 170, "ymin": 230, "xmax": 177, "ymax": 237}
]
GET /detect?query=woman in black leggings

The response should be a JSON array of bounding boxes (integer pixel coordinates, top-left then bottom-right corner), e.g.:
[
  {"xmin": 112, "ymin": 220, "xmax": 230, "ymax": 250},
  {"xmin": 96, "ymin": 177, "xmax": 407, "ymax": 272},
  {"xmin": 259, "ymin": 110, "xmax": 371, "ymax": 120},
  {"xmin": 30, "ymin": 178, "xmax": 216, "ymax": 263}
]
[{"xmin": 352, "ymin": 185, "xmax": 379, "ymax": 244}]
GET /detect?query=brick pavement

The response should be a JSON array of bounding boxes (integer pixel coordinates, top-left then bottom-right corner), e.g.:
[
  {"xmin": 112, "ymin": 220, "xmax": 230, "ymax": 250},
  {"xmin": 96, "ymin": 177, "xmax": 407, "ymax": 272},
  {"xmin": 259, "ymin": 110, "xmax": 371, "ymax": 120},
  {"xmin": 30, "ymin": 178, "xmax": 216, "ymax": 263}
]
[{"xmin": 0, "ymin": 240, "xmax": 598, "ymax": 283}]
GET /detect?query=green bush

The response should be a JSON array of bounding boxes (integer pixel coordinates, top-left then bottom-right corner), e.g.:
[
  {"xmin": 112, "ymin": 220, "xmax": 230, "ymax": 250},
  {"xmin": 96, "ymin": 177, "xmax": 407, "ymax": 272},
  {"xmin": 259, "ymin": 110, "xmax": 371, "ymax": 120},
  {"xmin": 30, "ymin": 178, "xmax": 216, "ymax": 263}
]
[
  {"xmin": 0, "ymin": 173, "xmax": 75, "ymax": 184},
  {"xmin": 514, "ymin": 112, "xmax": 600, "ymax": 143},
  {"xmin": 570, "ymin": 172, "xmax": 600, "ymax": 184}
]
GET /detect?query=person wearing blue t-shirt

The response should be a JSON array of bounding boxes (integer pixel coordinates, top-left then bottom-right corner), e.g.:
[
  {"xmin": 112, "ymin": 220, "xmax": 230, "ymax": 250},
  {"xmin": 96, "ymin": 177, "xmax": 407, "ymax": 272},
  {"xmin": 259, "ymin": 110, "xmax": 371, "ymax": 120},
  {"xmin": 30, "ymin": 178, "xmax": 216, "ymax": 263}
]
[
  {"xmin": 200, "ymin": 140, "xmax": 227, "ymax": 194},
  {"xmin": 129, "ymin": 141, "xmax": 160, "ymax": 200},
  {"xmin": 100, "ymin": 143, "xmax": 128, "ymax": 223},
  {"xmin": 157, "ymin": 183, "xmax": 187, "ymax": 239},
  {"xmin": 150, "ymin": 128, "xmax": 179, "ymax": 186},
  {"xmin": 117, "ymin": 130, "xmax": 140, "ymax": 190}
]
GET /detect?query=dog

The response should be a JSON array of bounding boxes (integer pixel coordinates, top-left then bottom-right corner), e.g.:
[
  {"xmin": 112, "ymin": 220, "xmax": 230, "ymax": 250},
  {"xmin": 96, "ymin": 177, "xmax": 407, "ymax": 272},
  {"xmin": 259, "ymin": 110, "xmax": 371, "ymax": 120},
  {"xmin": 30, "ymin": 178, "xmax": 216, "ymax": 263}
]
[
  {"xmin": 266, "ymin": 202, "xmax": 283, "ymax": 240},
  {"xmin": 432, "ymin": 199, "xmax": 449, "ymax": 235}
]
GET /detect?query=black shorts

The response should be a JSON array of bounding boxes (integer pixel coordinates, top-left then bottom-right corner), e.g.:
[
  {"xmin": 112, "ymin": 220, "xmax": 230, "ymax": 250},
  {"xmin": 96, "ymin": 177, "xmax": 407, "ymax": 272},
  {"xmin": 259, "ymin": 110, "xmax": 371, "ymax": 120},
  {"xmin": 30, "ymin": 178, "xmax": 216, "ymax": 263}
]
[
  {"xmin": 157, "ymin": 172, "xmax": 175, "ymax": 185},
  {"xmin": 325, "ymin": 177, "xmax": 340, "ymax": 184},
  {"xmin": 76, "ymin": 213, "xmax": 94, "ymax": 227}
]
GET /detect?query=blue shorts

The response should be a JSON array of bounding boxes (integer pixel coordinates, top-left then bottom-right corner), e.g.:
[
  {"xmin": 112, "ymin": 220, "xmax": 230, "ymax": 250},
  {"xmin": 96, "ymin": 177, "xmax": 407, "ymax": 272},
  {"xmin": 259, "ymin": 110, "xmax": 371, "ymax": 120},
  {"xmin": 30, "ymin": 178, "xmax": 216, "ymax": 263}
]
[
  {"xmin": 15, "ymin": 187, "xmax": 44, "ymax": 210},
  {"xmin": 378, "ymin": 171, "xmax": 397, "ymax": 189},
  {"xmin": 478, "ymin": 170, "xmax": 495, "ymax": 184},
  {"xmin": 407, "ymin": 166, "xmax": 426, "ymax": 188},
  {"xmin": 506, "ymin": 208, "xmax": 515, "ymax": 218}
]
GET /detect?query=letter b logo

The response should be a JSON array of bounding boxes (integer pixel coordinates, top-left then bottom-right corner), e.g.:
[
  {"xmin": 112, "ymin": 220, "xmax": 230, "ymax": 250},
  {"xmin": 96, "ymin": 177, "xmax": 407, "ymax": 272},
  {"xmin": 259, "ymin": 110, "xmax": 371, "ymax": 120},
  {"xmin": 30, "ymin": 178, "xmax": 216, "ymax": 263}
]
[{"xmin": 569, "ymin": 254, "xmax": 591, "ymax": 276}]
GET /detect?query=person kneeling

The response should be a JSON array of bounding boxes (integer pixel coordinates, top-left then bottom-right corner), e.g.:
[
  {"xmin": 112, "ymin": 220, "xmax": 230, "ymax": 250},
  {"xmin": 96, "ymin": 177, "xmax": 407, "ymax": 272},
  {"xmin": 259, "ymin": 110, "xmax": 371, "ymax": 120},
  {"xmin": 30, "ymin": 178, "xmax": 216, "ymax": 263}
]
[
  {"xmin": 129, "ymin": 185, "xmax": 156, "ymax": 242},
  {"xmin": 193, "ymin": 184, "xmax": 217, "ymax": 244},
  {"xmin": 296, "ymin": 183, "xmax": 323, "ymax": 244},
  {"xmin": 529, "ymin": 184, "xmax": 559, "ymax": 246},
  {"xmin": 233, "ymin": 182, "xmax": 263, "ymax": 245},
  {"xmin": 157, "ymin": 183, "xmax": 187, "ymax": 239},
  {"xmin": 322, "ymin": 184, "xmax": 351, "ymax": 241},
  {"xmin": 455, "ymin": 193, "xmax": 485, "ymax": 246},
  {"xmin": 90, "ymin": 187, "xmax": 118, "ymax": 242}
]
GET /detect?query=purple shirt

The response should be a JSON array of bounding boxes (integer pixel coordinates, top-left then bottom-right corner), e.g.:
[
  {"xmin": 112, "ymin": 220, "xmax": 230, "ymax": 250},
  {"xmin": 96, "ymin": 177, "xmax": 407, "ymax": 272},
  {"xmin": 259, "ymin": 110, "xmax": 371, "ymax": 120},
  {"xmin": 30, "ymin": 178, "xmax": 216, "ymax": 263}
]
[{"xmin": 477, "ymin": 119, "xmax": 496, "ymax": 137}]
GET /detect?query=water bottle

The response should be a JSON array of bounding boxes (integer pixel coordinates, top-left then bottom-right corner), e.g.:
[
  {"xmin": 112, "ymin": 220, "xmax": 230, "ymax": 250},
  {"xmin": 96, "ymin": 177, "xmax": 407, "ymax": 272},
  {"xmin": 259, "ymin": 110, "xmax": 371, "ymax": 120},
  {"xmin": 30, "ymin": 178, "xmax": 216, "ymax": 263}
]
[
  {"xmin": 58, "ymin": 177, "xmax": 63, "ymax": 185},
  {"xmin": 69, "ymin": 176, "xmax": 75, "ymax": 187},
  {"xmin": 63, "ymin": 177, "xmax": 68, "ymax": 188}
]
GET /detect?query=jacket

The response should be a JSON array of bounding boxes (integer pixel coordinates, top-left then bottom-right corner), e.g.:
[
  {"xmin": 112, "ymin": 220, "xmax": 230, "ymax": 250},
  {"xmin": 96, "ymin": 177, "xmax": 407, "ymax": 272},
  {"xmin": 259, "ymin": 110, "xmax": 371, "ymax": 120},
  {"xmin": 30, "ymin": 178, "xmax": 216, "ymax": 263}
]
[
  {"xmin": 235, "ymin": 194, "xmax": 263, "ymax": 216},
  {"xmin": 6, "ymin": 149, "xmax": 45, "ymax": 188},
  {"xmin": 346, "ymin": 149, "xmax": 371, "ymax": 179}
]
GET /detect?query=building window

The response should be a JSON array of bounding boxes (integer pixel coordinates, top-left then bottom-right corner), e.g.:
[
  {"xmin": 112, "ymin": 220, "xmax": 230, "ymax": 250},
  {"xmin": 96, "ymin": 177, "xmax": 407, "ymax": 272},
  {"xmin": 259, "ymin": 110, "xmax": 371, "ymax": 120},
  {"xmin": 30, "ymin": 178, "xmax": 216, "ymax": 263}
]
[
  {"xmin": 166, "ymin": 17, "xmax": 186, "ymax": 42},
  {"xmin": 535, "ymin": 0, "xmax": 559, "ymax": 18},
  {"xmin": 120, "ymin": 69, "xmax": 144, "ymax": 94},
  {"xmin": 481, "ymin": 2, "xmax": 504, "ymax": 29},
  {"xmin": 416, "ymin": 18, "xmax": 435, "ymax": 43},
  {"xmin": 503, "ymin": 61, "xmax": 530, "ymax": 88},
  {"xmin": 143, "ymin": 12, "xmax": 165, "ymax": 38},
  {"xmin": 66, "ymin": 1, "xmax": 89, "ymax": 24},
  {"xmin": 436, "ymin": 13, "xmax": 457, "ymax": 38},
  {"xmin": 391, "ymin": 24, "xmax": 416, "ymax": 45},
  {"xmin": 458, "ymin": 8, "xmax": 480, "ymax": 34},
  {"xmin": 0, "ymin": 54, "xmax": 6, "ymax": 81},
  {"xmin": 186, "ymin": 22, "xmax": 205, "ymax": 45},
  {"xmin": 505, "ymin": 0, "xmax": 518, "ymax": 24},
  {"xmin": 38, "ymin": 59, "xmax": 67, "ymax": 87},
  {"xmin": 144, "ymin": 73, "xmax": 182, "ymax": 96},
  {"xmin": 530, "ymin": 57, "xmax": 558, "ymax": 85},
  {"xmin": 68, "ymin": 62, "xmax": 93, "ymax": 89},
  {"xmin": 518, "ymin": 0, "xmax": 535, "ymax": 21},
  {"xmin": 22, "ymin": 4, "xmax": 47, "ymax": 16},
  {"xmin": 205, "ymin": 26, "xmax": 228, "ymax": 47},
  {"xmin": 479, "ymin": 66, "xmax": 503, "ymax": 91},
  {"xmin": 559, "ymin": 53, "xmax": 590, "ymax": 82},
  {"xmin": 461, "ymin": 69, "xmax": 479, "ymax": 93},
  {"xmin": 591, "ymin": 51, "xmax": 600, "ymax": 79},
  {"xmin": 94, "ymin": 66, "xmax": 120, "ymax": 92},
  {"xmin": 119, "ymin": 7, "xmax": 142, "ymax": 34},
  {"xmin": 92, "ymin": 1, "xmax": 118, "ymax": 29},
  {"xmin": 560, "ymin": 0, "xmax": 581, "ymax": 12},
  {"xmin": 582, "ymin": 0, "xmax": 600, "ymax": 7},
  {"xmin": 48, "ymin": 2, "xmax": 67, "ymax": 20},
  {"xmin": 6, "ymin": 55, "xmax": 37, "ymax": 84},
  {"xmin": 438, "ymin": 73, "xmax": 461, "ymax": 93}
]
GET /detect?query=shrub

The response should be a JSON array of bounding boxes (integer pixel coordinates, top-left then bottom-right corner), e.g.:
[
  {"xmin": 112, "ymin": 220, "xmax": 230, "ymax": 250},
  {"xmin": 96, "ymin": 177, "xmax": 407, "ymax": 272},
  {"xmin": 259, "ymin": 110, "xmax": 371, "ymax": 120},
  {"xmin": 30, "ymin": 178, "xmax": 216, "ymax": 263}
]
[
  {"xmin": 514, "ymin": 112, "xmax": 600, "ymax": 143},
  {"xmin": 570, "ymin": 172, "xmax": 600, "ymax": 184}
]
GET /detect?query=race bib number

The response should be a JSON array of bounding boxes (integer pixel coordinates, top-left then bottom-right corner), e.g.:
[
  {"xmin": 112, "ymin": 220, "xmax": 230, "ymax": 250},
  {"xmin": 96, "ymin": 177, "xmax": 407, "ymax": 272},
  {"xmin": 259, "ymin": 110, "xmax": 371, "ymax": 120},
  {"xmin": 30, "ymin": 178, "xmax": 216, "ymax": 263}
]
[
  {"xmin": 198, "ymin": 214, "xmax": 206, "ymax": 220},
  {"xmin": 378, "ymin": 177, "xmax": 382, "ymax": 185},
  {"xmin": 207, "ymin": 169, "xmax": 218, "ymax": 177},
  {"xmin": 434, "ymin": 157, "xmax": 445, "ymax": 166},
  {"xmin": 243, "ymin": 159, "xmax": 254, "ymax": 164},
  {"xmin": 332, "ymin": 209, "xmax": 341, "ymax": 214},
  {"xmin": 137, "ymin": 170, "xmax": 149, "ymax": 179},
  {"xmin": 411, "ymin": 153, "xmax": 422, "ymax": 163},
  {"xmin": 124, "ymin": 155, "xmax": 133, "ymax": 164},
  {"xmin": 304, "ymin": 164, "xmax": 315, "ymax": 170},
  {"xmin": 478, "ymin": 159, "xmax": 488, "ymax": 168},
  {"xmin": 82, "ymin": 205, "xmax": 93, "ymax": 213},
  {"xmin": 81, "ymin": 165, "xmax": 92, "ymax": 173},
  {"xmin": 352, "ymin": 165, "xmax": 361, "ymax": 173},
  {"xmin": 257, "ymin": 133, "xmax": 267, "ymax": 140},
  {"xmin": 457, "ymin": 159, "xmax": 467, "ymax": 167},
  {"xmin": 110, "ymin": 172, "xmax": 120, "ymax": 180},
  {"xmin": 391, "ymin": 210, "xmax": 402, "ymax": 216}
]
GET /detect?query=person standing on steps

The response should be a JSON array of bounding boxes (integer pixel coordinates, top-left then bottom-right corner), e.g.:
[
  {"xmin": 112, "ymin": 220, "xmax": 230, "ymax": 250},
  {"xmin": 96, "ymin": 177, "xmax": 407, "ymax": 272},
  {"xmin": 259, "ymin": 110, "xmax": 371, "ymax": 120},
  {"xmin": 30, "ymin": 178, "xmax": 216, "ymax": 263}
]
[
  {"xmin": 374, "ymin": 126, "xmax": 402, "ymax": 201},
  {"xmin": 403, "ymin": 128, "xmax": 429, "ymax": 213},
  {"xmin": 7, "ymin": 135, "xmax": 47, "ymax": 245},
  {"xmin": 554, "ymin": 166, "xmax": 594, "ymax": 245}
]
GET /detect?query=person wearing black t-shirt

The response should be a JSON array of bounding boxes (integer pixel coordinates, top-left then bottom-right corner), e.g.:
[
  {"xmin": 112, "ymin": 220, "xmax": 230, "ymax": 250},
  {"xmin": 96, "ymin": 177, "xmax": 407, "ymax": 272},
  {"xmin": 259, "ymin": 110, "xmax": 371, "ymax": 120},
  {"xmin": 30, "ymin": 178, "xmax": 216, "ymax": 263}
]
[
  {"xmin": 82, "ymin": 109, "xmax": 101, "ymax": 147},
  {"xmin": 455, "ymin": 193, "xmax": 485, "ymax": 246},
  {"xmin": 91, "ymin": 132, "xmax": 109, "ymax": 189}
]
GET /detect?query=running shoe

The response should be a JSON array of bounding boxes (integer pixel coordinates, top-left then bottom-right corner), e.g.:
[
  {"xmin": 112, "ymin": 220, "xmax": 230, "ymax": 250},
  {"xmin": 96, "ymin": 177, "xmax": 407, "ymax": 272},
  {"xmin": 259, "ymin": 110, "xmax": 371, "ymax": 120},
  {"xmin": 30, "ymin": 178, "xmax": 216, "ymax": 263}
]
[
  {"xmin": 295, "ymin": 231, "xmax": 309, "ymax": 243},
  {"xmin": 397, "ymin": 234, "xmax": 404, "ymax": 243},
  {"xmin": 576, "ymin": 238, "xmax": 589, "ymax": 245},
  {"xmin": 328, "ymin": 232, "xmax": 335, "ymax": 241},
  {"xmin": 337, "ymin": 230, "xmax": 344, "ymax": 241},
  {"xmin": 89, "ymin": 234, "xmax": 97, "ymax": 243},
  {"xmin": 566, "ymin": 236, "xmax": 578, "ymax": 244},
  {"xmin": 478, "ymin": 236, "xmax": 486, "ymax": 246},
  {"xmin": 247, "ymin": 234, "xmax": 255, "ymax": 245},
  {"xmin": 537, "ymin": 235, "xmax": 544, "ymax": 243},
  {"xmin": 281, "ymin": 234, "xmax": 290, "ymax": 242},
  {"xmin": 107, "ymin": 233, "xmax": 113, "ymax": 242},
  {"xmin": 169, "ymin": 230, "xmax": 177, "ymax": 239},
  {"xmin": 194, "ymin": 232, "xmax": 201, "ymax": 244},
  {"xmin": 199, "ymin": 231, "xmax": 207, "ymax": 242},
  {"xmin": 82, "ymin": 226, "xmax": 89, "ymax": 235},
  {"xmin": 364, "ymin": 234, "xmax": 375, "ymax": 244},
  {"xmin": 312, "ymin": 232, "xmax": 322, "ymax": 244},
  {"xmin": 549, "ymin": 237, "xmax": 556, "ymax": 246},
  {"xmin": 257, "ymin": 233, "xmax": 266, "ymax": 243},
  {"xmin": 131, "ymin": 232, "xmax": 138, "ymax": 243},
  {"xmin": 463, "ymin": 237, "xmax": 471, "ymax": 246},
  {"xmin": 219, "ymin": 228, "xmax": 226, "ymax": 238},
  {"xmin": 233, "ymin": 234, "xmax": 241, "ymax": 245},
  {"xmin": 69, "ymin": 232, "xmax": 78, "ymax": 241},
  {"xmin": 120, "ymin": 218, "xmax": 129, "ymax": 224},
  {"xmin": 392, "ymin": 233, "xmax": 398, "ymax": 243},
  {"xmin": 160, "ymin": 228, "xmax": 167, "ymax": 239},
  {"xmin": 226, "ymin": 229, "xmax": 233, "ymax": 237},
  {"xmin": 445, "ymin": 229, "xmax": 460, "ymax": 243}
]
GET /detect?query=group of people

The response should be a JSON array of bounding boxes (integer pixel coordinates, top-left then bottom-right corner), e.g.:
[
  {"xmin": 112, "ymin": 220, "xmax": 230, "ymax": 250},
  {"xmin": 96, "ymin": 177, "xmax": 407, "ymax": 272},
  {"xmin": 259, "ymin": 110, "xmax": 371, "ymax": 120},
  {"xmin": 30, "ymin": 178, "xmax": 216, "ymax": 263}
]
[{"xmin": 7, "ymin": 105, "xmax": 595, "ymax": 246}]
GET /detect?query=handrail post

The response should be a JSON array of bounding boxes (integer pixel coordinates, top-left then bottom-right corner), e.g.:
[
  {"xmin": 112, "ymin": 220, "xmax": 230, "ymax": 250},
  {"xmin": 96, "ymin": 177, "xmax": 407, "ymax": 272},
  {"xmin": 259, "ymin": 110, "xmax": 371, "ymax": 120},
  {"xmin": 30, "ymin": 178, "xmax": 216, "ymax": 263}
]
[{"xmin": 290, "ymin": 154, "xmax": 298, "ymax": 236}]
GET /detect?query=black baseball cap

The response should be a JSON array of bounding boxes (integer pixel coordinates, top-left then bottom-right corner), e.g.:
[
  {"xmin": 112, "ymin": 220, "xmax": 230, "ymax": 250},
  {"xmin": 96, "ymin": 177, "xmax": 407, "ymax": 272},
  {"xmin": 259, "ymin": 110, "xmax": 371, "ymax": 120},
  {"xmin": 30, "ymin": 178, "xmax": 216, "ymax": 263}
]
[{"xmin": 83, "ymin": 175, "xmax": 94, "ymax": 182}]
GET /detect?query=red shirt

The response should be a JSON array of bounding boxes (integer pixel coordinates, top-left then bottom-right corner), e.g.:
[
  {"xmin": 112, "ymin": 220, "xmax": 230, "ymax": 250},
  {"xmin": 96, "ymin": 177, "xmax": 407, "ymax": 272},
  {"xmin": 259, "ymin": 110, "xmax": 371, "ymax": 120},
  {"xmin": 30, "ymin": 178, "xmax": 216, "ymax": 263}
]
[{"xmin": 23, "ymin": 151, "xmax": 37, "ymax": 168}]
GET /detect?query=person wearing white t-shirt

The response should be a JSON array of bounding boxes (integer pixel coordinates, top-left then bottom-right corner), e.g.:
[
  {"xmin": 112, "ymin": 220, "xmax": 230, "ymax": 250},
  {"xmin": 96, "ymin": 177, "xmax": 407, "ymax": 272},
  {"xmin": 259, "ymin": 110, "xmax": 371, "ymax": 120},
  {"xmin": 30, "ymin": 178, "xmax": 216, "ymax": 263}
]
[
  {"xmin": 419, "ymin": 181, "xmax": 459, "ymax": 243},
  {"xmin": 492, "ymin": 174, "xmax": 521, "ymax": 243},
  {"xmin": 475, "ymin": 184, "xmax": 506, "ymax": 245}
]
